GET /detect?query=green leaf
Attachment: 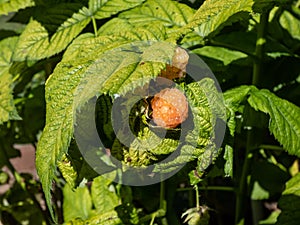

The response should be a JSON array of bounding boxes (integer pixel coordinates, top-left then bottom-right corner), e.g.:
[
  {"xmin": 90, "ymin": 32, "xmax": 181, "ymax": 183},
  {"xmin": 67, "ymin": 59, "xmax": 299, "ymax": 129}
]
[
  {"xmin": 276, "ymin": 173, "xmax": 300, "ymax": 225},
  {"xmin": 36, "ymin": 39, "xmax": 175, "ymax": 220},
  {"xmin": 13, "ymin": 8, "xmax": 91, "ymax": 61},
  {"xmin": 98, "ymin": 20, "xmax": 168, "ymax": 41},
  {"xmin": 65, "ymin": 210, "xmax": 122, "ymax": 225},
  {"xmin": 185, "ymin": 80, "xmax": 213, "ymax": 147},
  {"xmin": 223, "ymin": 85, "xmax": 254, "ymax": 136},
  {"xmin": 280, "ymin": 10, "xmax": 300, "ymax": 41},
  {"xmin": 154, "ymin": 78, "xmax": 224, "ymax": 174},
  {"xmin": 250, "ymin": 161, "xmax": 290, "ymax": 200},
  {"xmin": 118, "ymin": 0, "xmax": 194, "ymax": 32},
  {"xmin": 36, "ymin": 60, "xmax": 91, "ymax": 221},
  {"xmin": 63, "ymin": 183, "xmax": 93, "ymax": 222},
  {"xmin": 178, "ymin": 0, "xmax": 254, "ymax": 39},
  {"xmin": 259, "ymin": 210, "xmax": 280, "ymax": 224},
  {"xmin": 91, "ymin": 175, "xmax": 119, "ymax": 213},
  {"xmin": 193, "ymin": 46, "xmax": 248, "ymax": 66},
  {"xmin": 223, "ymin": 145, "xmax": 233, "ymax": 177},
  {"xmin": 248, "ymin": 89, "xmax": 300, "ymax": 157},
  {"xmin": 0, "ymin": 0, "xmax": 34, "ymax": 15},
  {"xmin": 13, "ymin": 0, "xmax": 145, "ymax": 61},
  {"xmin": 154, "ymin": 145, "xmax": 202, "ymax": 173},
  {"xmin": 57, "ymin": 154, "xmax": 78, "ymax": 189},
  {"xmin": 89, "ymin": 0, "xmax": 145, "ymax": 19},
  {"xmin": 0, "ymin": 37, "xmax": 21, "ymax": 124}
]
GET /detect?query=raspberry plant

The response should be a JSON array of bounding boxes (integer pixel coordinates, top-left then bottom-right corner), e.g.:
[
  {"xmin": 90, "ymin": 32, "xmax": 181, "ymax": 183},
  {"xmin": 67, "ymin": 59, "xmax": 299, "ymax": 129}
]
[{"xmin": 0, "ymin": 0, "xmax": 300, "ymax": 225}]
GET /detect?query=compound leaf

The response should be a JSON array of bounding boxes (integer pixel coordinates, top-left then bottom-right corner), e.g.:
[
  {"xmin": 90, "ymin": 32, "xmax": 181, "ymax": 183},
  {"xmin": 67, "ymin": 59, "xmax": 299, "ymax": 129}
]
[{"xmin": 36, "ymin": 38, "xmax": 175, "ymax": 220}]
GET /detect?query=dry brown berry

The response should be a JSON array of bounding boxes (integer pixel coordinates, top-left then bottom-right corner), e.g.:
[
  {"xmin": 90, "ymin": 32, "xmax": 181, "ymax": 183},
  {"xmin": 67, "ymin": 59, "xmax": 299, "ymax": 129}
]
[{"xmin": 151, "ymin": 88, "xmax": 188, "ymax": 128}]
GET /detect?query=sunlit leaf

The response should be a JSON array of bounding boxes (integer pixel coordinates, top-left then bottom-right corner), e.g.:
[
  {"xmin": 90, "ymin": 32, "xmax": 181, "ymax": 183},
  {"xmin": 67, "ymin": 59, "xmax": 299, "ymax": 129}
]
[
  {"xmin": 13, "ymin": 8, "xmax": 91, "ymax": 61},
  {"xmin": 91, "ymin": 175, "xmax": 119, "ymax": 213},
  {"xmin": 0, "ymin": 37, "xmax": 21, "ymax": 124},
  {"xmin": 89, "ymin": 0, "xmax": 145, "ymax": 19},
  {"xmin": 118, "ymin": 0, "xmax": 194, "ymax": 37},
  {"xmin": 248, "ymin": 89, "xmax": 300, "ymax": 157},
  {"xmin": 63, "ymin": 184, "xmax": 93, "ymax": 222},
  {"xmin": 13, "ymin": 0, "xmax": 145, "ymax": 61},
  {"xmin": 176, "ymin": 0, "xmax": 254, "ymax": 40},
  {"xmin": 36, "ymin": 39, "xmax": 175, "ymax": 220},
  {"xmin": 0, "ymin": 0, "xmax": 34, "ymax": 15},
  {"xmin": 65, "ymin": 210, "xmax": 122, "ymax": 225},
  {"xmin": 224, "ymin": 145, "xmax": 233, "ymax": 177},
  {"xmin": 280, "ymin": 10, "xmax": 300, "ymax": 40},
  {"xmin": 193, "ymin": 46, "xmax": 248, "ymax": 66}
]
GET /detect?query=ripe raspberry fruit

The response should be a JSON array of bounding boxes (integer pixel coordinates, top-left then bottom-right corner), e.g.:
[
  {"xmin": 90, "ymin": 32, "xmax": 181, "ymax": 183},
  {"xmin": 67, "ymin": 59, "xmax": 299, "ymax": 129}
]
[{"xmin": 151, "ymin": 88, "xmax": 188, "ymax": 128}]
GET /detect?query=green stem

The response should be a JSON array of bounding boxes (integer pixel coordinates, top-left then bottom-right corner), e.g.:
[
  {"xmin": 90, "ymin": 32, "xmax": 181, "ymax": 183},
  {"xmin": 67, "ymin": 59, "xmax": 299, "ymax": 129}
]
[
  {"xmin": 252, "ymin": 10, "xmax": 270, "ymax": 86},
  {"xmin": 235, "ymin": 9, "xmax": 270, "ymax": 225},
  {"xmin": 195, "ymin": 185, "xmax": 200, "ymax": 209},
  {"xmin": 150, "ymin": 214, "xmax": 156, "ymax": 225},
  {"xmin": 177, "ymin": 186, "xmax": 234, "ymax": 192},
  {"xmin": 92, "ymin": 17, "xmax": 98, "ymax": 37},
  {"xmin": 259, "ymin": 144, "xmax": 284, "ymax": 151},
  {"xmin": 160, "ymin": 181, "xmax": 165, "ymax": 209}
]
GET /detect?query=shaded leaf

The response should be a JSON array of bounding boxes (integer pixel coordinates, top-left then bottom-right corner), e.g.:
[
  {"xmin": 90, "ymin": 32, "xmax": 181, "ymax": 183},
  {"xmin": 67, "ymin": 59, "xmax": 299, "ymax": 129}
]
[
  {"xmin": 250, "ymin": 161, "xmax": 290, "ymax": 200},
  {"xmin": 276, "ymin": 173, "xmax": 300, "ymax": 225}
]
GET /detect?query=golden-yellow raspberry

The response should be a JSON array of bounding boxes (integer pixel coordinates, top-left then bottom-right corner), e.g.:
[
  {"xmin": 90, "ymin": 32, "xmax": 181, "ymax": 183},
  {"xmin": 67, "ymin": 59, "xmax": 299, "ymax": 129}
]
[
  {"xmin": 160, "ymin": 47, "xmax": 189, "ymax": 80},
  {"xmin": 151, "ymin": 88, "xmax": 188, "ymax": 128}
]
